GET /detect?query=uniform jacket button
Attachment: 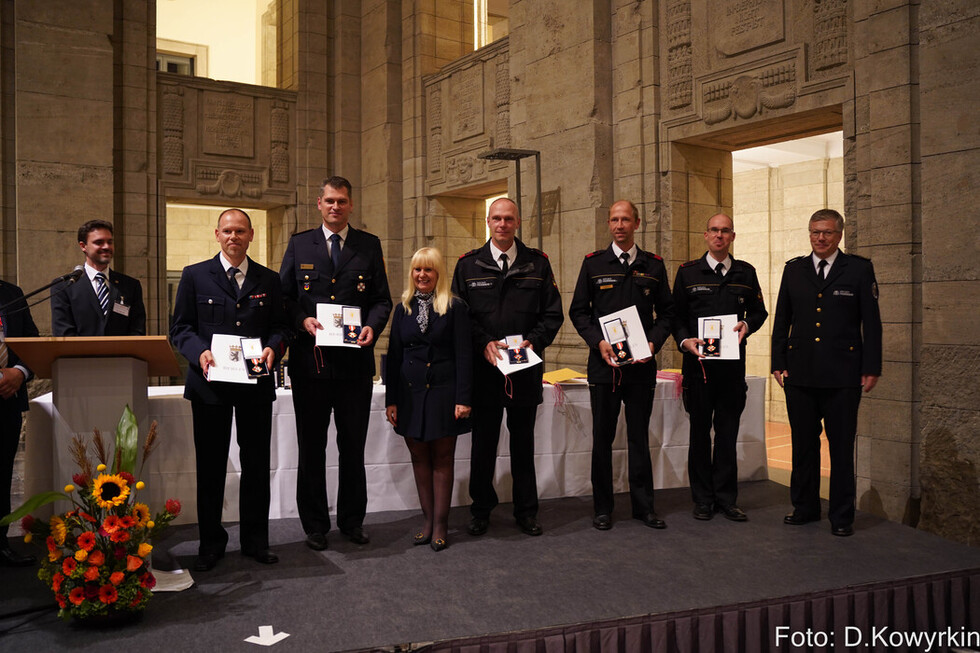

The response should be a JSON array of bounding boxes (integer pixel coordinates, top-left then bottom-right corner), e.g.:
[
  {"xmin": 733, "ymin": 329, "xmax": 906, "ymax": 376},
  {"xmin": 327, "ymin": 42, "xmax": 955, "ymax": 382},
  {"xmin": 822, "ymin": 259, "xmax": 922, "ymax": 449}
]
[{"xmin": 814, "ymin": 337, "xmax": 820, "ymax": 342}]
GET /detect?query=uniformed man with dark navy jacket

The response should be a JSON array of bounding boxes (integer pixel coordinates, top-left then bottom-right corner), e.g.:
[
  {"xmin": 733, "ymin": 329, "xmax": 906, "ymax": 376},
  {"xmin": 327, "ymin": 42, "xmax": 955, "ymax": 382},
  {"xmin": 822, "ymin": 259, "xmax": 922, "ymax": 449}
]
[
  {"xmin": 451, "ymin": 197, "xmax": 563, "ymax": 537},
  {"xmin": 672, "ymin": 213, "xmax": 767, "ymax": 523},
  {"xmin": 569, "ymin": 199, "xmax": 675, "ymax": 531}
]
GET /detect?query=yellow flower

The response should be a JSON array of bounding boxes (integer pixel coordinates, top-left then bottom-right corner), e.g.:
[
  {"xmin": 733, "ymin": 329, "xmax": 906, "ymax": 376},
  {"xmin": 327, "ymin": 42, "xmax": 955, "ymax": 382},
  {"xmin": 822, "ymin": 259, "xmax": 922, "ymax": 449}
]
[
  {"xmin": 49, "ymin": 516, "xmax": 67, "ymax": 545},
  {"xmin": 23, "ymin": 533, "xmax": 32, "ymax": 544},
  {"xmin": 136, "ymin": 481, "xmax": 145, "ymax": 490},
  {"xmin": 92, "ymin": 473, "xmax": 131, "ymax": 509},
  {"xmin": 146, "ymin": 520, "xmax": 155, "ymax": 529},
  {"xmin": 132, "ymin": 503, "xmax": 150, "ymax": 527},
  {"xmin": 97, "ymin": 464, "xmax": 106, "ymax": 472},
  {"xmin": 138, "ymin": 542, "xmax": 153, "ymax": 558},
  {"xmin": 74, "ymin": 549, "xmax": 88, "ymax": 562},
  {"xmin": 64, "ymin": 484, "xmax": 75, "ymax": 493}
]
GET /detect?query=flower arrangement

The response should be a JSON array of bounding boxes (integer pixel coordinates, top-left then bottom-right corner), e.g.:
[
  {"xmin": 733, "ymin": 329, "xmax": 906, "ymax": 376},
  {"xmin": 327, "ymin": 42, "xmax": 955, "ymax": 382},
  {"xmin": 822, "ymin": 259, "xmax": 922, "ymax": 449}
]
[{"xmin": 1, "ymin": 406, "xmax": 180, "ymax": 621}]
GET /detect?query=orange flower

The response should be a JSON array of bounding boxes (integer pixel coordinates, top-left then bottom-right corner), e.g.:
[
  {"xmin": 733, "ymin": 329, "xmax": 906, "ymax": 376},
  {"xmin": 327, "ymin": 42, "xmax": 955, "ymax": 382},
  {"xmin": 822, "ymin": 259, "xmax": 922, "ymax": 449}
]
[
  {"xmin": 110, "ymin": 529, "xmax": 130, "ymax": 543},
  {"xmin": 55, "ymin": 594, "xmax": 67, "ymax": 609},
  {"xmin": 76, "ymin": 531, "xmax": 96, "ymax": 552},
  {"xmin": 126, "ymin": 555, "xmax": 144, "ymax": 572},
  {"xmin": 52, "ymin": 572, "xmax": 64, "ymax": 592},
  {"xmin": 74, "ymin": 549, "xmax": 88, "ymax": 562},
  {"xmin": 84, "ymin": 565, "xmax": 100, "ymax": 581},
  {"xmin": 87, "ymin": 550, "xmax": 105, "ymax": 566},
  {"xmin": 98, "ymin": 584, "xmax": 118, "ymax": 604},
  {"xmin": 137, "ymin": 542, "xmax": 153, "ymax": 558},
  {"xmin": 68, "ymin": 587, "xmax": 85, "ymax": 606},
  {"xmin": 102, "ymin": 515, "xmax": 122, "ymax": 533},
  {"xmin": 109, "ymin": 571, "xmax": 125, "ymax": 586},
  {"xmin": 119, "ymin": 515, "xmax": 136, "ymax": 529},
  {"xmin": 62, "ymin": 557, "xmax": 77, "ymax": 575}
]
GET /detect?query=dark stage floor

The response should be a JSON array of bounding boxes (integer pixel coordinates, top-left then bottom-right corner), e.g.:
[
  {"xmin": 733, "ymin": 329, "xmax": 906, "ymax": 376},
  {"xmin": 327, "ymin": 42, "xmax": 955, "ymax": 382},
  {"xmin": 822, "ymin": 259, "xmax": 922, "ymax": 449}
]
[{"xmin": 2, "ymin": 481, "xmax": 978, "ymax": 652}]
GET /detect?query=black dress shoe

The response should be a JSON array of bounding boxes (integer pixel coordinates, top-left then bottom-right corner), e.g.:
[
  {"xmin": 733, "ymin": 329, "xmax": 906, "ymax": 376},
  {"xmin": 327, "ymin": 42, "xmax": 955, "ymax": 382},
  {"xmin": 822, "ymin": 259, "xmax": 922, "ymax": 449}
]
[
  {"xmin": 305, "ymin": 532, "xmax": 328, "ymax": 551},
  {"xmin": 635, "ymin": 512, "xmax": 667, "ymax": 529},
  {"xmin": 193, "ymin": 551, "xmax": 223, "ymax": 572},
  {"xmin": 341, "ymin": 527, "xmax": 370, "ymax": 545},
  {"xmin": 413, "ymin": 532, "xmax": 432, "ymax": 546},
  {"xmin": 466, "ymin": 517, "xmax": 489, "ymax": 536},
  {"xmin": 831, "ymin": 525, "xmax": 854, "ymax": 537},
  {"xmin": 717, "ymin": 504, "xmax": 748, "ymax": 522},
  {"xmin": 592, "ymin": 514, "xmax": 612, "ymax": 530},
  {"xmin": 516, "ymin": 516, "xmax": 542, "ymax": 536},
  {"xmin": 0, "ymin": 547, "xmax": 37, "ymax": 567},
  {"xmin": 430, "ymin": 538, "xmax": 448, "ymax": 552},
  {"xmin": 783, "ymin": 512, "xmax": 820, "ymax": 526},
  {"xmin": 242, "ymin": 548, "xmax": 279, "ymax": 564},
  {"xmin": 693, "ymin": 503, "xmax": 714, "ymax": 520}
]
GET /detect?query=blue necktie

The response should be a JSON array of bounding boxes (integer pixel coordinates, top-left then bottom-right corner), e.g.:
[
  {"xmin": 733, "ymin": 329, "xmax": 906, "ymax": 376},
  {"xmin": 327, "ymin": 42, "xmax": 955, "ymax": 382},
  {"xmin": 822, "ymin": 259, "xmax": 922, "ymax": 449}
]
[
  {"xmin": 228, "ymin": 267, "xmax": 241, "ymax": 296},
  {"xmin": 330, "ymin": 233, "xmax": 342, "ymax": 270}
]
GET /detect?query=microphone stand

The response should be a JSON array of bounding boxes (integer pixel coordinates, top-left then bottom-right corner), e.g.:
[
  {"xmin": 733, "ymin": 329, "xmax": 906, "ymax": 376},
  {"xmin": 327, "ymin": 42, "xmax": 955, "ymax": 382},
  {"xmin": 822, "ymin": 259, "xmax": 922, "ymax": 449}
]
[{"xmin": 0, "ymin": 271, "xmax": 82, "ymax": 313}]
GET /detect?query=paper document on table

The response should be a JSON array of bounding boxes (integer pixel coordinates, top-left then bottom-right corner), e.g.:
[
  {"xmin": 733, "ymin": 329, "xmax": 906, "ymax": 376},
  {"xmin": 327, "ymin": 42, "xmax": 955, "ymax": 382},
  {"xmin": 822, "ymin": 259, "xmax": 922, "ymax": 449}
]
[{"xmin": 315, "ymin": 303, "xmax": 362, "ymax": 348}]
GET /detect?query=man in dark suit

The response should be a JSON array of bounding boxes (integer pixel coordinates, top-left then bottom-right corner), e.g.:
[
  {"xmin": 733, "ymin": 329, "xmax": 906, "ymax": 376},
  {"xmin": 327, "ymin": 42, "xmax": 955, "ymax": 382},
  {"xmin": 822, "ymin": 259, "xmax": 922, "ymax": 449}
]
[
  {"xmin": 51, "ymin": 219, "xmax": 146, "ymax": 336},
  {"xmin": 170, "ymin": 209, "xmax": 290, "ymax": 570},
  {"xmin": 771, "ymin": 209, "xmax": 882, "ymax": 537},
  {"xmin": 672, "ymin": 213, "xmax": 767, "ymax": 522},
  {"xmin": 279, "ymin": 176, "xmax": 392, "ymax": 550},
  {"xmin": 0, "ymin": 280, "xmax": 39, "ymax": 566},
  {"xmin": 450, "ymin": 198, "xmax": 563, "ymax": 537},
  {"xmin": 569, "ymin": 200, "xmax": 675, "ymax": 531}
]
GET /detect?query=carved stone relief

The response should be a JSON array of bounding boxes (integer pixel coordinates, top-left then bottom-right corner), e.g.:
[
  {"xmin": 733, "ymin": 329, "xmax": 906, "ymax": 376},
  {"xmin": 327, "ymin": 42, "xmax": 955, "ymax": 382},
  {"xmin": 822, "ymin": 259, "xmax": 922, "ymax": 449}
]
[
  {"xmin": 451, "ymin": 65, "xmax": 485, "ymax": 142},
  {"xmin": 270, "ymin": 100, "xmax": 289, "ymax": 183},
  {"xmin": 429, "ymin": 87, "xmax": 442, "ymax": 174},
  {"xmin": 666, "ymin": 0, "xmax": 693, "ymax": 110},
  {"xmin": 702, "ymin": 63, "xmax": 797, "ymax": 125},
  {"xmin": 813, "ymin": 0, "xmax": 847, "ymax": 70},
  {"xmin": 162, "ymin": 86, "xmax": 184, "ymax": 175},
  {"xmin": 195, "ymin": 167, "xmax": 264, "ymax": 199},
  {"xmin": 710, "ymin": 0, "xmax": 785, "ymax": 57},
  {"xmin": 494, "ymin": 57, "xmax": 511, "ymax": 148},
  {"xmin": 202, "ymin": 92, "xmax": 254, "ymax": 158},
  {"xmin": 445, "ymin": 155, "xmax": 486, "ymax": 185}
]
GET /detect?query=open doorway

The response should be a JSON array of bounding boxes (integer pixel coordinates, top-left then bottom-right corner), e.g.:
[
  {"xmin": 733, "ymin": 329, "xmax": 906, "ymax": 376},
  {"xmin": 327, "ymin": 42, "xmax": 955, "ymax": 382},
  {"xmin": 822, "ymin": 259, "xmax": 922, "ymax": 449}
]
[{"xmin": 732, "ymin": 131, "xmax": 844, "ymax": 492}]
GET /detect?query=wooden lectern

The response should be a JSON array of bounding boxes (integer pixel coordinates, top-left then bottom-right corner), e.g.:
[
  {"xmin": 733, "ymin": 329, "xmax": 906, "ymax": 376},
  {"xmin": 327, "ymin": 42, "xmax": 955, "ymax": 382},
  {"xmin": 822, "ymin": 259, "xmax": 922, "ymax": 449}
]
[{"xmin": 6, "ymin": 336, "xmax": 179, "ymax": 501}]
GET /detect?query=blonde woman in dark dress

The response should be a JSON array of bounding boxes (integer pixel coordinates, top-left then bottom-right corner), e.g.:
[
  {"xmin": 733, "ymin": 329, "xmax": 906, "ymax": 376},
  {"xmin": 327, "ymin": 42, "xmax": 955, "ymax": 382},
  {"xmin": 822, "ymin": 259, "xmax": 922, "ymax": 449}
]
[{"xmin": 385, "ymin": 248, "xmax": 472, "ymax": 551}]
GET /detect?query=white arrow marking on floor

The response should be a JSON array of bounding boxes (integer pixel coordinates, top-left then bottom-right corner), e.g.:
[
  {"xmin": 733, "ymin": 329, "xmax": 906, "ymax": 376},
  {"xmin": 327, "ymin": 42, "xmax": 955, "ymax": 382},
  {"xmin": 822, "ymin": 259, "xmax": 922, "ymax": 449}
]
[{"xmin": 245, "ymin": 625, "xmax": 290, "ymax": 646}]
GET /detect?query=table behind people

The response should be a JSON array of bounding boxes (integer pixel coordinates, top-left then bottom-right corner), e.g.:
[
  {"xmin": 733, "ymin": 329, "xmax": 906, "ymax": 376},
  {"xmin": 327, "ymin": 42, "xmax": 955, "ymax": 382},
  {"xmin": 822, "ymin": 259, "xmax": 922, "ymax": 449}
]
[
  {"xmin": 51, "ymin": 219, "xmax": 146, "ymax": 337},
  {"xmin": 279, "ymin": 175, "xmax": 392, "ymax": 550}
]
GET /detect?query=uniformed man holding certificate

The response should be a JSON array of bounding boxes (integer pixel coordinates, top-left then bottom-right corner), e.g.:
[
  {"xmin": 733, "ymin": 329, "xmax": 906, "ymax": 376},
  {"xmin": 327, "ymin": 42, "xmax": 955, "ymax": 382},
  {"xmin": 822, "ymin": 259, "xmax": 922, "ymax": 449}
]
[
  {"xmin": 569, "ymin": 200, "xmax": 675, "ymax": 531},
  {"xmin": 672, "ymin": 213, "xmax": 767, "ymax": 522},
  {"xmin": 170, "ymin": 209, "xmax": 290, "ymax": 571},
  {"xmin": 451, "ymin": 198, "xmax": 563, "ymax": 537}
]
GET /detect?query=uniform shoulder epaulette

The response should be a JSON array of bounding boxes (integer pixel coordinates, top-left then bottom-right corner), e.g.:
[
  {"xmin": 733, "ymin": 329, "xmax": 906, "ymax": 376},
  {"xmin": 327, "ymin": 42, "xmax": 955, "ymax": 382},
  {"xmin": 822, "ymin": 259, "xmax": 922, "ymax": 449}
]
[
  {"xmin": 585, "ymin": 249, "xmax": 603, "ymax": 258},
  {"xmin": 458, "ymin": 248, "xmax": 480, "ymax": 259},
  {"xmin": 847, "ymin": 252, "xmax": 871, "ymax": 262},
  {"xmin": 680, "ymin": 259, "xmax": 699, "ymax": 268},
  {"xmin": 527, "ymin": 247, "xmax": 548, "ymax": 259},
  {"xmin": 735, "ymin": 259, "xmax": 756, "ymax": 270},
  {"xmin": 651, "ymin": 253, "xmax": 663, "ymax": 261},
  {"xmin": 785, "ymin": 255, "xmax": 804, "ymax": 264}
]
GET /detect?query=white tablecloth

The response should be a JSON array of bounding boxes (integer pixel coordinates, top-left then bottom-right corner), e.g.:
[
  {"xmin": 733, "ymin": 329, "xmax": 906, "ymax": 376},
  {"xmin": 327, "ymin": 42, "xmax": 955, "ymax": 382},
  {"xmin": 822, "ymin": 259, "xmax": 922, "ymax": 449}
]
[{"xmin": 25, "ymin": 377, "xmax": 767, "ymax": 524}]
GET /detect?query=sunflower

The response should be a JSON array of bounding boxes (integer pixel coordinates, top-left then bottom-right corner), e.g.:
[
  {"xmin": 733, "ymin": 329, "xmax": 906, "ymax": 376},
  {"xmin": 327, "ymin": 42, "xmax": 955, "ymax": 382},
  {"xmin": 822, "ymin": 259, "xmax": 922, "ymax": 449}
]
[
  {"xmin": 132, "ymin": 502, "xmax": 150, "ymax": 527},
  {"xmin": 91, "ymin": 473, "xmax": 130, "ymax": 509},
  {"xmin": 49, "ymin": 516, "xmax": 67, "ymax": 545}
]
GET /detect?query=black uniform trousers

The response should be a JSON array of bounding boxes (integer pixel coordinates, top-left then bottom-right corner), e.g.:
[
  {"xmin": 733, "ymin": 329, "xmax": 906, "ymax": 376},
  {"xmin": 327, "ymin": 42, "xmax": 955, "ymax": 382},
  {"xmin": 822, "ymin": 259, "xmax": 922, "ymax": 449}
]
[
  {"xmin": 191, "ymin": 398, "xmax": 273, "ymax": 556},
  {"xmin": 291, "ymin": 375, "xmax": 373, "ymax": 535},
  {"xmin": 469, "ymin": 404, "xmax": 539, "ymax": 520},
  {"xmin": 682, "ymin": 364, "xmax": 747, "ymax": 507},
  {"xmin": 784, "ymin": 384, "xmax": 862, "ymax": 528},
  {"xmin": 0, "ymin": 401, "xmax": 22, "ymax": 544},
  {"xmin": 589, "ymin": 382, "xmax": 656, "ymax": 517}
]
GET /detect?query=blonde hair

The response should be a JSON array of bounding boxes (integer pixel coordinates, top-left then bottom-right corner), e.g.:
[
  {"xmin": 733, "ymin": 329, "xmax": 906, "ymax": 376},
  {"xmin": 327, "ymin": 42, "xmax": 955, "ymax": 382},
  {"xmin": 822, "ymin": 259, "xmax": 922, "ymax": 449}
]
[{"xmin": 401, "ymin": 247, "xmax": 452, "ymax": 316}]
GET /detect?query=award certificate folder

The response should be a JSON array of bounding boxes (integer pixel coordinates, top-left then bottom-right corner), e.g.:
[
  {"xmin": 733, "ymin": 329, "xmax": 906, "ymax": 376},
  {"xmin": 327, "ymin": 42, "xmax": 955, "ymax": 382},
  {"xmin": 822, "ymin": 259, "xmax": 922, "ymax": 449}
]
[
  {"xmin": 315, "ymin": 303, "xmax": 362, "ymax": 348},
  {"xmin": 697, "ymin": 313, "xmax": 740, "ymax": 360},
  {"xmin": 206, "ymin": 334, "xmax": 258, "ymax": 384},
  {"xmin": 599, "ymin": 305, "xmax": 652, "ymax": 363}
]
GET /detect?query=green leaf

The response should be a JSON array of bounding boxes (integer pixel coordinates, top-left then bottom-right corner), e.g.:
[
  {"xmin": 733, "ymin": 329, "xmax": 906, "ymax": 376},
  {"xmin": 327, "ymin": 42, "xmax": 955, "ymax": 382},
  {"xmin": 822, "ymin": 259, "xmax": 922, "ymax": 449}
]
[
  {"xmin": 0, "ymin": 491, "xmax": 70, "ymax": 526},
  {"xmin": 114, "ymin": 404, "xmax": 139, "ymax": 474}
]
